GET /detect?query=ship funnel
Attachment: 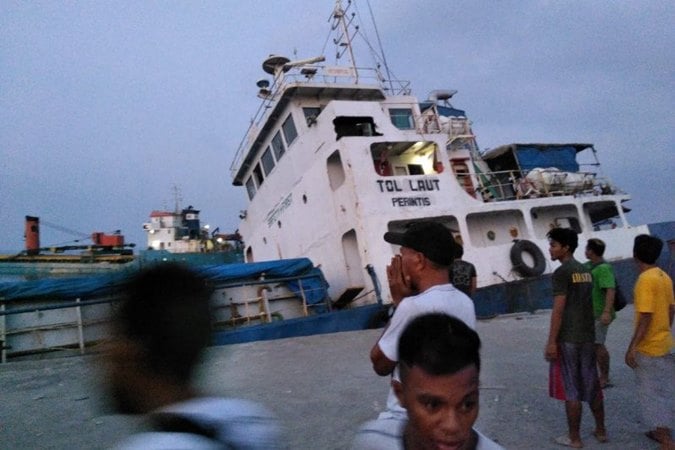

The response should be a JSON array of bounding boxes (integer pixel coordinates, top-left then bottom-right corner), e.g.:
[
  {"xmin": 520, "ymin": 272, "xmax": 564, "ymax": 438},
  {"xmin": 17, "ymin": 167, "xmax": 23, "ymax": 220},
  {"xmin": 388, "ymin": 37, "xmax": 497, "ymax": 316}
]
[{"xmin": 25, "ymin": 215, "xmax": 40, "ymax": 255}]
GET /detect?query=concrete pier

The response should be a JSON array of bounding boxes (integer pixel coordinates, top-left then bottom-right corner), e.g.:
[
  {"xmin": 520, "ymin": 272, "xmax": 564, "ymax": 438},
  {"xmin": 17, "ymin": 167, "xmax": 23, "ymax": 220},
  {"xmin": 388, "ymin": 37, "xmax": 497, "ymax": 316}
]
[{"xmin": 0, "ymin": 305, "xmax": 665, "ymax": 449}]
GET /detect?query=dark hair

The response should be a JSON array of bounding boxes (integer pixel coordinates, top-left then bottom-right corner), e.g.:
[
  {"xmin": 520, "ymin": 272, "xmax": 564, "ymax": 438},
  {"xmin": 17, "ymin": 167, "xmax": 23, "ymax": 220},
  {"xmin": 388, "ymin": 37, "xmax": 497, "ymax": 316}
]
[
  {"xmin": 398, "ymin": 313, "xmax": 481, "ymax": 379},
  {"xmin": 455, "ymin": 242, "xmax": 464, "ymax": 259},
  {"xmin": 547, "ymin": 227, "xmax": 578, "ymax": 253},
  {"xmin": 116, "ymin": 264, "xmax": 213, "ymax": 384},
  {"xmin": 586, "ymin": 238, "xmax": 606, "ymax": 257},
  {"xmin": 633, "ymin": 234, "xmax": 663, "ymax": 265}
]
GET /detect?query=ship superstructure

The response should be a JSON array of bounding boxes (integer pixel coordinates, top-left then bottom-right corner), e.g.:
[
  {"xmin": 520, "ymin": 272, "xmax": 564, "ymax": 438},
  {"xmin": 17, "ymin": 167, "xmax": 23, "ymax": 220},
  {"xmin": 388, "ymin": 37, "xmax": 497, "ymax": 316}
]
[{"xmin": 230, "ymin": 1, "xmax": 648, "ymax": 307}]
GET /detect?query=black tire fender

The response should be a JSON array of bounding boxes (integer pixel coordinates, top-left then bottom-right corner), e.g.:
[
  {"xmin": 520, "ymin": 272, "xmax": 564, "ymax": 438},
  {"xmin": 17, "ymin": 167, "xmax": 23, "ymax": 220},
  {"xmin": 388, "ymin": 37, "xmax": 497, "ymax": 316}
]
[{"xmin": 510, "ymin": 240, "xmax": 546, "ymax": 277}]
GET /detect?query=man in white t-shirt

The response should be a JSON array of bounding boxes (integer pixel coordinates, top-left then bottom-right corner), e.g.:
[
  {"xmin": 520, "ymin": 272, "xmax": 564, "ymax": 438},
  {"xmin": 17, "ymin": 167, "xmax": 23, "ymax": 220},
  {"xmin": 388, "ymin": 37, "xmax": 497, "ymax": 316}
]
[{"xmin": 369, "ymin": 221, "xmax": 476, "ymax": 419}]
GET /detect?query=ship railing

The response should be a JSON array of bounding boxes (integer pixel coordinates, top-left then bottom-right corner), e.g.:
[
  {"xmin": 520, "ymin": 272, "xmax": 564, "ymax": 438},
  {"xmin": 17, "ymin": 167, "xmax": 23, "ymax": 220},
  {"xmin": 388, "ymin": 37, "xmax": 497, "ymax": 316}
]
[
  {"xmin": 0, "ymin": 296, "xmax": 116, "ymax": 363},
  {"xmin": 471, "ymin": 168, "xmax": 617, "ymax": 202},
  {"xmin": 212, "ymin": 276, "xmax": 330, "ymax": 329},
  {"xmin": 277, "ymin": 65, "xmax": 410, "ymax": 94},
  {"xmin": 230, "ymin": 63, "xmax": 411, "ymax": 178},
  {"xmin": 410, "ymin": 108, "xmax": 475, "ymax": 137}
]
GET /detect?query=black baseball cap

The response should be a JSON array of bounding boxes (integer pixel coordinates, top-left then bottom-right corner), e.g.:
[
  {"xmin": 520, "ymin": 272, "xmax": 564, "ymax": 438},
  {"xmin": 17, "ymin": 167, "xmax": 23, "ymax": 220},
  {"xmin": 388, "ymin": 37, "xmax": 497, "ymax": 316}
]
[{"xmin": 383, "ymin": 221, "xmax": 456, "ymax": 266}]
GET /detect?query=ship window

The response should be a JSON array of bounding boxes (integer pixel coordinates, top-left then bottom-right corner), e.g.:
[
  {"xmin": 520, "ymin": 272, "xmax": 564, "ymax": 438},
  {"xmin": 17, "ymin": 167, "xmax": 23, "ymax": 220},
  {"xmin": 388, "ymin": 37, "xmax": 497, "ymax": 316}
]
[
  {"xmin": 389, "ymin": 108, "xmax": 414, "ymax": 130},
  {"xmin": 327, "ymin": 150, "xmax": 345, "ymax": 191},
  {"xmin": 333, "ymin": 116, "xmax": 382, "ymax": 140},
  {"xmin": 282, "ymin": 114, "xmax": 298, "ymax": 146},
  {"xmin": 370, "ymin": 141, "xmax": 438, "ymax": 176},
  {"xmin": 303, "ymin": 107, "xmax": 321, "ymax": 126},
  {"xmin": 246, "ymin": 177, "xmax": 255, "ymax": 200},
  {"xmin": 584, "ymin": 201, "xmax": 624, "ymax": 230},
  {"xmin": 261, "ymin": 146, "xmax": 276, "ymax": 176},
  {"xmin": 531, "ymin": 205, "xmax": 580, "ymax": 238},
  {"xmin": 554, "ymin": 217, "xmax": 582, "ymax": 234},
  {"xmin": 272, "ymin": 131, "xmax": 285, "ymax": 160},
  {"xmin": 407, "ymin": 164, "xmax": 424, "ymax": 175},
  {"xmin": 253, "ymin": 163, "xmax": 264, "ymax": 187}
]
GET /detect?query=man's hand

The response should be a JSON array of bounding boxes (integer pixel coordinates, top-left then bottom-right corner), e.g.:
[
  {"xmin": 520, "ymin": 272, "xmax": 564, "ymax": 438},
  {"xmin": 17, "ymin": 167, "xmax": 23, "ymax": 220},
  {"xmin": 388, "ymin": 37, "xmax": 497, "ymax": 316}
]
[
  {"xmin": 387, "ymin": 255, "xmax": 414, "ymax": 306},
  {"xmin": 625, "ymin": 347, "xmax": 638, "ymax": 369},
  {"xmin": 625, "ymin": 312, "xmax": 651, "ymax": 369},
  {"xmin": 599, "ymin": 310, "xmax": 612, "ymax": 325},
  {"xmin": 544, "ymin": 342, "xmax": 557, "ymax": 361}
]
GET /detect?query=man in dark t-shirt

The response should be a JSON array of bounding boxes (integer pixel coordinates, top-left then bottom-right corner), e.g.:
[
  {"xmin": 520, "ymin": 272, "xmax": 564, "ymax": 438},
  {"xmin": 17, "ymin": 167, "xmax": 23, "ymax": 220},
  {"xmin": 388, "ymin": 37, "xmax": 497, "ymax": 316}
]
[
  {"xmin": 544, "ymin": 228, "xmax": 606, "ymax": 448},
  {"xmin": 450, "ymin": 244, "xmax": 477, "ymax": 298}
]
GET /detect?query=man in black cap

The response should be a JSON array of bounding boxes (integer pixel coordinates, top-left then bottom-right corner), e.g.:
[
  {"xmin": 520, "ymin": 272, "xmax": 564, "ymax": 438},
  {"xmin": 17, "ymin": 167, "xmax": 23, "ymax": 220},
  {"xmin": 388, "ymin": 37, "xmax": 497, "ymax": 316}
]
[{"xmin": 369, "ymin": 221, "xmax": 476, "ymax": 421}]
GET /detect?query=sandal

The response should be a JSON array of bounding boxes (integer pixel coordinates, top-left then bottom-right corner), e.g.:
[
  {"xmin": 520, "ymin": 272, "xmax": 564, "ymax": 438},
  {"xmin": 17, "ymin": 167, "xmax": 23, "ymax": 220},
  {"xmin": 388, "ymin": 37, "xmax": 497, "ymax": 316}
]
[{"xmin": 554, "ymin": 435, "xmax": 583, "ymax": 448}]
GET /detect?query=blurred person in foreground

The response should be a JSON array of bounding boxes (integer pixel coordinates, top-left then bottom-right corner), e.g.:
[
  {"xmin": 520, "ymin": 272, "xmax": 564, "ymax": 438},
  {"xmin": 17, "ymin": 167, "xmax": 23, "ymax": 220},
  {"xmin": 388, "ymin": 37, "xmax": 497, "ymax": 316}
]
[
  {"xmin": 353, "ymin": 313, "xmax": 502, "ymax": 449},
  {"xmin": 584, "ymin": 238, "xmax": 617, "ymax": 388},
  {"xmin": 104, "ymin": 264, "xmax": 284, "ymax": 449},
  {"xmin": 545, "ymin": 228, "xmax": 606, "ymax": 448},
  {"xmin": 625, "ymin": 234, "xmax": 674, "ymax": 447}
]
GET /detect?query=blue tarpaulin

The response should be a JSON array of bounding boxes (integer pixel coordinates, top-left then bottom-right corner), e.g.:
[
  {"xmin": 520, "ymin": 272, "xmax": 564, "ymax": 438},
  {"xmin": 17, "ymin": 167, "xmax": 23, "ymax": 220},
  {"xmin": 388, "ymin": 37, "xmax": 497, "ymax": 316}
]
[
  {"xmin": 199, "ymin": 258, "xmax": 328, "ymax": 307},
  {"xmin": 0, "ymin": 272, "xmax": 130, "ymax": 302},
  {"xmin": 483, "ymin": 143, "xmax": 592, "ymax": 175},
  {"xmin": 0, "ymin": 258, "xmax": 328, "ymax": 307},
  {"xmin": 515, "ymin": 145, "xmax": 579, "ymax": 172}
]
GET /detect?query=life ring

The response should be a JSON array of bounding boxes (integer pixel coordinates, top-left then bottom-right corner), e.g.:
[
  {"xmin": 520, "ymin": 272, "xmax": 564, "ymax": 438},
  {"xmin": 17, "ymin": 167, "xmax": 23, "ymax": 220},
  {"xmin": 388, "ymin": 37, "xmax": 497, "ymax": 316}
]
[{"xmin": 510, "ymin": 240, "xmax": 546, "ymax": 277}]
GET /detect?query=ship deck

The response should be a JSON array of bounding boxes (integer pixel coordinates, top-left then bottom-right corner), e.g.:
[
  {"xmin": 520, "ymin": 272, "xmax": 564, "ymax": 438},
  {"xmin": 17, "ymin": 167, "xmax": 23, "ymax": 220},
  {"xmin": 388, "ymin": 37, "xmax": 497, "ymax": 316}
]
[{"xmin": 0, "ymin": 304, "xmax": 659, "ymax": 449}]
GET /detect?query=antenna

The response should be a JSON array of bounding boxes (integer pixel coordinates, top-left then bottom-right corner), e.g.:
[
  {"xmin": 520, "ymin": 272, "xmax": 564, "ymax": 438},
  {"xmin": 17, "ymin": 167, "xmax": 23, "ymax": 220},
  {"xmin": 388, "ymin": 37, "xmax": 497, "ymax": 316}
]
[
  {"xmin": 364, "ymin": 0, "xmax": 393, "ymax": 93},
  {"xmin": 332, "ymin": 0, "xmax": 358, "ymax": 82},
  {"xmin": 256, "ymin": 78, "xmax": 272, "ymax": 98},
  {"xmin": 262, "ymin": 55, "xmax": 291, "ymax": 77},
  {"xmin": 172, "ymin": 185, "xmax": 183, "ymax": 213}
]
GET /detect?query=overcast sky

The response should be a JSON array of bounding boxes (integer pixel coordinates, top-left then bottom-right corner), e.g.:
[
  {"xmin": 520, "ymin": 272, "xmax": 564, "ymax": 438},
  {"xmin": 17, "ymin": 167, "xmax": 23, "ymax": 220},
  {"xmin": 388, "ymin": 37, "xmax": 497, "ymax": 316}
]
[{"xmin": 1, "ymin": 1, "xmax": 673, "ymax": 252}]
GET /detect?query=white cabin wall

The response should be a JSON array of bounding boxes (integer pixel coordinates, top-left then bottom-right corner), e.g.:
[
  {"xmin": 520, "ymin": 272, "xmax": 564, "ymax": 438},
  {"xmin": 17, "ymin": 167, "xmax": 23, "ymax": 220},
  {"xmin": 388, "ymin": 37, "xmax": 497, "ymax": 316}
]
[
  {"xmin": 237, "ymin": 99, "xmax": 372, "ymax": 300},
  {"xmin": 311, "ymin": 99, "xmax": 495, "ymax": 302}
]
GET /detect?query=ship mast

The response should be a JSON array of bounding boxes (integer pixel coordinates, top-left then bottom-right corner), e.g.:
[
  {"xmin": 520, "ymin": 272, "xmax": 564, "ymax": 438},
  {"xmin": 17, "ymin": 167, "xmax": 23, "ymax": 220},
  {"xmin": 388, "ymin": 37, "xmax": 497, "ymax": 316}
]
[
  {"xmin": 172, "ymin": 184, "xmax": 183, "ymax": 213},
  {"xmin": 332, "ymin": 0, "xmax": 359, "ymax": 83}
]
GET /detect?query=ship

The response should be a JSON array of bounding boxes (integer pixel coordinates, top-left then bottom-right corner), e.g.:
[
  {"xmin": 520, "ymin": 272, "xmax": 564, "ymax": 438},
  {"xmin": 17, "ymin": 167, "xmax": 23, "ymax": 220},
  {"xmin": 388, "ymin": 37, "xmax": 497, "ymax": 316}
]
[
  {"xmin": 228, "ymin": 0, "xmax": 673, "ymax": 317},
  {"xmin": 0, "ymin": 216, "xmax": 136, "ymax": 279},
  {"xmin": 138, "ymin": 205, "xmax": 244, "ymax": 267},
  {"xmin": 0, "ymin": 207, "xmax": 243, "ymax": 280}
]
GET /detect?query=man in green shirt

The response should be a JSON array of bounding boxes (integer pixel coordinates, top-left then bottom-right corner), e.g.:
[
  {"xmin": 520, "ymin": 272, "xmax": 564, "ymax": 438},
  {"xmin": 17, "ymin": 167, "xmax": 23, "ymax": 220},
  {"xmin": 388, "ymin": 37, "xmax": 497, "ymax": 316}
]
[{"xmin": 585, "ymin": 238, "xmax": 616, "ymax": 389}]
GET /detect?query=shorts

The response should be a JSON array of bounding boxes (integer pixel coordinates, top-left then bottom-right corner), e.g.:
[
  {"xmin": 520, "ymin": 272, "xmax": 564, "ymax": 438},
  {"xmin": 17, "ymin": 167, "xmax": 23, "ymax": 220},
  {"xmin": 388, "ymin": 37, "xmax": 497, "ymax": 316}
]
[
  {"xmin": 594, "ymin": 320, "xmax": 609, "ymax": 345},
  {"xmin": 549, "ymin": 342, "xmax": 602, "ymax": 402},
  {"xmin": 634, "ymin": 352, "xmax": 675, "ymax": 429}
]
